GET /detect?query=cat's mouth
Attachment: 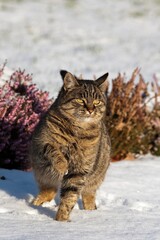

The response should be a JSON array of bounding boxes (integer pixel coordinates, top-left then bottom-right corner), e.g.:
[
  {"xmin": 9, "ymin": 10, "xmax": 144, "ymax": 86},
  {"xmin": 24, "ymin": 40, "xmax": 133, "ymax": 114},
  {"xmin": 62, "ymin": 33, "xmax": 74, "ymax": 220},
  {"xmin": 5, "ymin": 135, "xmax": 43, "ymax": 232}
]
[
  {"xmin": 79, "ymin": 110, "xmax": 95, "ymax": 117},
  {"xmin": 79, "ymin": 110, "xmax": 101, "ymax": 122},
  {"xmin": 86, "ymin": 110, "xmax": 95, "ymax": 116}
]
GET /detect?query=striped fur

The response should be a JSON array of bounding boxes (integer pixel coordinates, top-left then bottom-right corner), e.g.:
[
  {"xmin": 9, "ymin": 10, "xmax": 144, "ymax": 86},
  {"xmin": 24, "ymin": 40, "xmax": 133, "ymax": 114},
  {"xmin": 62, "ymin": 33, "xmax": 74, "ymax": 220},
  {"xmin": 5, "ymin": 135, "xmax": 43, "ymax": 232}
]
[{"xmin": 30, "ymin": 70, "xmax": 111, "ymax": 221}]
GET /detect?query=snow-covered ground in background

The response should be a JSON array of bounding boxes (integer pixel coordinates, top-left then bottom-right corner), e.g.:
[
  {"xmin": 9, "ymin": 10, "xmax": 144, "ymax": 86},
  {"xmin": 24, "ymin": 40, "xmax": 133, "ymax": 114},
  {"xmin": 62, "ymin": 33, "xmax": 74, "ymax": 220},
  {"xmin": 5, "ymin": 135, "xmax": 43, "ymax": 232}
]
[
  {"xmin": 0, "ymin": 0, "xmax": 160, "ymax": 97},
  {"xmin": 0, "ymin": 155, "xmax": 160, "ymax": 240},
  {"xmin": 0, "ymin": 1, "xmax": 160, "ymax": 239}
]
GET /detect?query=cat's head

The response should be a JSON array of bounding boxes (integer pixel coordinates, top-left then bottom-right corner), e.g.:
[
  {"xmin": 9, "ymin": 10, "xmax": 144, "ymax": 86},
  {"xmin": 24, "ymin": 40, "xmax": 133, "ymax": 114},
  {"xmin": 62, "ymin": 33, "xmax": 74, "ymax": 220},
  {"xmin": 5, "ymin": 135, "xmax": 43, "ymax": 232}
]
[{"xmin": 57, "ymin": 70, "xmax": 109, "ymax": 124}]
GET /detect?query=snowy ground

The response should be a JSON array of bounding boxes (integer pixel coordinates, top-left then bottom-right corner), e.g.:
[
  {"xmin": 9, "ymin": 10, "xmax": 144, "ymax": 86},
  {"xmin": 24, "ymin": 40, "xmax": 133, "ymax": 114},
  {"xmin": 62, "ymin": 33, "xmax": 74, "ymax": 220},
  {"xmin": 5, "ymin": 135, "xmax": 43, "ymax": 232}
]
[{"xmin": 0, "ymin": 155, "xmax": 160, "ymax": 240}]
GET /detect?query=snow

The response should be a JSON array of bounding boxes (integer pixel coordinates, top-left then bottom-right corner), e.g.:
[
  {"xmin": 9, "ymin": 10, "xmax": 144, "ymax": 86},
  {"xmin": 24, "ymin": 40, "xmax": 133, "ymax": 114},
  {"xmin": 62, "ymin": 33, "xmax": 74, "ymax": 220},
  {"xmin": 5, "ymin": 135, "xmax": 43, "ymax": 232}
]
[
  {"xmin": 0, "ymin": 0, "xmax": 160, "ymax": 97},
  {"xmin": 0, "ymin": 1, "xmax": 160, "ymax": 239},
  {"xmin": 0, "ymin": 155, "xmax": 160, "ymax": 240}
]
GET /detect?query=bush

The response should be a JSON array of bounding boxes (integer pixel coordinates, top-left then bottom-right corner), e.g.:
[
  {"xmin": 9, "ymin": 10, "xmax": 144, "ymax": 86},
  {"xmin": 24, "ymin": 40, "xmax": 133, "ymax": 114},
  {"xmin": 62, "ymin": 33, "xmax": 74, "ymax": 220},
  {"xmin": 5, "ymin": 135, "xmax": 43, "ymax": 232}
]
[
  {"xmin": 106, "ymin": 68, "xmax": 160, "ymax": 160},
  {"xmin": 0, "ymin": 65, "xmax": 159, "ymax": 170},
  {"xmin": 0, "ymin": 64, "xmax": 53, "ymax": 170}
]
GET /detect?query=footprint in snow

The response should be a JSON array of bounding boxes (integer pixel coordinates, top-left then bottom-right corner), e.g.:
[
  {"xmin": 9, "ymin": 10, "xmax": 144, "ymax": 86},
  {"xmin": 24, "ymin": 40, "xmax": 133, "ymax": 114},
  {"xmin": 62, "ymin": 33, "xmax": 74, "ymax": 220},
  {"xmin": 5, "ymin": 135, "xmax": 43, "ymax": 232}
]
[
  {"xmin": 0, "ymin": 208, "xmax": 13, "ymax": 213},
  {"xmin": 131, "ymin": 201, "xmax": 154, "ymax": 212}
]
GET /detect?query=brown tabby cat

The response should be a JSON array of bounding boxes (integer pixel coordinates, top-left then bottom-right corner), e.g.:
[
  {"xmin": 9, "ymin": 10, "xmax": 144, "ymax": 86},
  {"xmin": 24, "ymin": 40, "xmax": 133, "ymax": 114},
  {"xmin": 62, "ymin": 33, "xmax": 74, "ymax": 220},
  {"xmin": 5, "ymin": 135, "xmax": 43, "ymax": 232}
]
[{"xmin": 30, "ymin": 70, "xmax": 111, "ymax": 221}]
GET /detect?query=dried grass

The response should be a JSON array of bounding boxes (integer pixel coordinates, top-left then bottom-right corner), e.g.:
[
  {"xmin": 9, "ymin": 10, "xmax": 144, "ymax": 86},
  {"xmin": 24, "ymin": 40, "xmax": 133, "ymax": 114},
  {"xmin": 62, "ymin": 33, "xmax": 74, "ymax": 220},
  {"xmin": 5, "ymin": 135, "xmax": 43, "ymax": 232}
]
[{"xmin": 106, "ymin": 68, "xmax": 160, "ymax": 160}]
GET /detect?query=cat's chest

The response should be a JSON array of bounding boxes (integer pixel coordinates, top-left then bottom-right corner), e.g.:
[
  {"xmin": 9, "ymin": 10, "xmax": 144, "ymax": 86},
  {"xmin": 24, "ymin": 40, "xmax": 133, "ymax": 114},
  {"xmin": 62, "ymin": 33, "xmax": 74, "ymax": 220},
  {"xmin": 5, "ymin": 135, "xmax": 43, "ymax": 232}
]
[
  {"xmin": 68, "ymin": 133, "xmax": 100, "ymax": 161},
  {"xmin": 60, "ymin": 127, "xmax": 101, "ymax": 174},
  {"xmin": 66, "ymin": 136, "xmax": 99, "ymax": 174}
]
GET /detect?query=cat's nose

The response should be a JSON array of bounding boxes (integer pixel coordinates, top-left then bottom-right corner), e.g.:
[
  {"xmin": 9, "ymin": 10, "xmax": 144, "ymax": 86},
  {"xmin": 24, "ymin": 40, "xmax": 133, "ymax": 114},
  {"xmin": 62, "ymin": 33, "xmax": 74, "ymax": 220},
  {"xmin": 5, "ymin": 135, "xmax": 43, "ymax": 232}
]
[
  {"xmin": 86, "ymin": 102, "xmax": 95, "ymax": 114},
  {"xmin": 87, "ymin": 108, "xmax": 94, "ymax": 114}
]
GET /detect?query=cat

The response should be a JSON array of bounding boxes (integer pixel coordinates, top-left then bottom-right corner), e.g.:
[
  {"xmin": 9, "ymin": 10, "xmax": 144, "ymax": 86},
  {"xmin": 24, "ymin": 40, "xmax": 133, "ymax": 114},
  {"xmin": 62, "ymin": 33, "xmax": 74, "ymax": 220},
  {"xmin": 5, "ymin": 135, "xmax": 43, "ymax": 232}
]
[{"xmin": 30, "ymin": 70, "xmax": 111, "ymax": 221}]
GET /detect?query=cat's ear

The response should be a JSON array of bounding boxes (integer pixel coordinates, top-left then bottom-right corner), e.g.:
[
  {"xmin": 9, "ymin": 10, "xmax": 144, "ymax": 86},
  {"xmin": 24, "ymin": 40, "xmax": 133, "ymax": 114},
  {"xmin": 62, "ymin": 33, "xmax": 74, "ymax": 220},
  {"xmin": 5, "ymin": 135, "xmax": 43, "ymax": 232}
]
[
  {"xmin": 60, "ymin": 70, "xmax": 79, "ymax": 90},
  {"xmin": 95, "ymin": 73, "xmax": 109, "ymax": 92},
  {"xmin": 60, "ymin": 70, "xmax": 68, "ymax": 80}
]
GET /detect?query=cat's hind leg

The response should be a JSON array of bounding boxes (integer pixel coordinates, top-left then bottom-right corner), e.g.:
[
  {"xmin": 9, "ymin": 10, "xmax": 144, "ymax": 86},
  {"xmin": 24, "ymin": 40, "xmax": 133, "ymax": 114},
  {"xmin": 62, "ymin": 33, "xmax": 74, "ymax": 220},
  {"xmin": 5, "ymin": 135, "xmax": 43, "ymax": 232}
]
[
  {"xmin": 81, "ymin": 191, "xmax": 97, "ymax": 210},
  {"xmin": 32, "ymin": 187, "xmax": 57, "ymax": 206}
]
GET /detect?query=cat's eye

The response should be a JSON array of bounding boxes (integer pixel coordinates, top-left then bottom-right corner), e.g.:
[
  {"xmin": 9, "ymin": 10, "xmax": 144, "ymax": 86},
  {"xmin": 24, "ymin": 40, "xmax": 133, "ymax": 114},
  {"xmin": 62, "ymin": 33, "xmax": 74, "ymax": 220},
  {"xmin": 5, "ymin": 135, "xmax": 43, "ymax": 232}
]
[
  {"xmin": 76, "ymin": 99, "xmax": 84, "ymax": 104},
  {"xmin": 93, "ymin": 100, "xmax": 101, "ymax": 106}
]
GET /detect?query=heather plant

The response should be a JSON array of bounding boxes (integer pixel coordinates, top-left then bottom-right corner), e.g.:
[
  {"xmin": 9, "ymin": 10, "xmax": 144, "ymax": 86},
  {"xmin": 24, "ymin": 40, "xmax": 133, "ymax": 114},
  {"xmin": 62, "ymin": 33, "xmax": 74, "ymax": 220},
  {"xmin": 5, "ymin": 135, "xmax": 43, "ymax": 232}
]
[
  {"xmin": 0, "ymin": 65, "xmax": 53, "ymax": 170},
  {"xmin": 150, "ymin": 76, "xmax": 160, "ymax": 155},
  {"xmin": 106, "ymin": 68, "xmax": 160, "ymax": 160}
]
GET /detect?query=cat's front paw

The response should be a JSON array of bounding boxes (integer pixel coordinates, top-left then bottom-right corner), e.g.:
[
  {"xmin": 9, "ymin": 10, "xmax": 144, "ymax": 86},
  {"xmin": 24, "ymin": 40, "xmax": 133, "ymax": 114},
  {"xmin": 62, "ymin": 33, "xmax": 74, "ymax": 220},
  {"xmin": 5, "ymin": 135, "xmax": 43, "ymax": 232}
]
[
  {"xmin": 55, "ymin": 209, "xmax": 70, "ymax": 222},
  {"xmin": 55, "ymin": 214, "xmax": 70, "ymax": 222}
]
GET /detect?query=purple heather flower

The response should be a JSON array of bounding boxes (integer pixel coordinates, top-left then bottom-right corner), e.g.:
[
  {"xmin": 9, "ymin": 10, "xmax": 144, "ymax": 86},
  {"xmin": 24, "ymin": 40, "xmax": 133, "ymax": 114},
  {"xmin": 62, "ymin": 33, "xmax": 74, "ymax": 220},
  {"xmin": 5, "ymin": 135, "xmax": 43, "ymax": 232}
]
[{"xmin": 0, "ymin": 64, "xmax": 53, "ymax": 170}]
